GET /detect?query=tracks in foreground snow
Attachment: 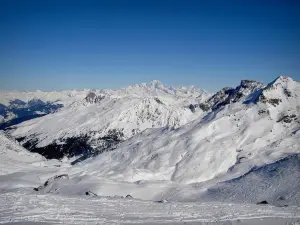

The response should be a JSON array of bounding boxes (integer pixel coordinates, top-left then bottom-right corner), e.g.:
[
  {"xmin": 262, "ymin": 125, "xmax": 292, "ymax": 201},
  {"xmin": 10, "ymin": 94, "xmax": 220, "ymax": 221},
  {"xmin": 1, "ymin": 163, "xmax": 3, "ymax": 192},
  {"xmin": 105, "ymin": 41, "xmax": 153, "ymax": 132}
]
[{"xmin": 0, "ymin": 192, "xmax": 300, "ymax": 225}]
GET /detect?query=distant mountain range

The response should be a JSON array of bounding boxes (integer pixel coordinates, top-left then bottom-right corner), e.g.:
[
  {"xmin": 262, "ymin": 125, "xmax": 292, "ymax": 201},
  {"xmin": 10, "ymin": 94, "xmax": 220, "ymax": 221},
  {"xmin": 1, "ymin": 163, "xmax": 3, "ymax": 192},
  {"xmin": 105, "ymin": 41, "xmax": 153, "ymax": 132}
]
[{"xmin": 2, "ymin": 81, "xmax": 210, "ymax": 158}]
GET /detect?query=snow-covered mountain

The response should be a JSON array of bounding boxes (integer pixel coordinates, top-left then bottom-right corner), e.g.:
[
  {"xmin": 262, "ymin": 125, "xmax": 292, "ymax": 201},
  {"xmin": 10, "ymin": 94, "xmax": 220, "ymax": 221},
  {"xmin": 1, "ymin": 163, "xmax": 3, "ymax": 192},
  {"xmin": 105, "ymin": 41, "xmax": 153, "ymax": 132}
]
[
  {"xmin": 6, "ymin": 81, "xmax": 210, "ymax": 159},
  {"xmin": 0, "ymin": 80, "xmax": 209, "ymax": 107},
  {"xmin": 1, "ymin": 81, "xmax": 208, "ymax": 129},
  {"xmin": 47, "ymin": 76, "xmax": 298, "ymax": 206},
  {"xmin": 0, "ymin": 90, "xmax": 88, "ymax": 128},
  {"xmin": 1, "ymin": 77, "xmax": 300, "ymax": 224},
  {"xmin": 5, "ymin": 75, "xmax": 297, "ymax": 206}
]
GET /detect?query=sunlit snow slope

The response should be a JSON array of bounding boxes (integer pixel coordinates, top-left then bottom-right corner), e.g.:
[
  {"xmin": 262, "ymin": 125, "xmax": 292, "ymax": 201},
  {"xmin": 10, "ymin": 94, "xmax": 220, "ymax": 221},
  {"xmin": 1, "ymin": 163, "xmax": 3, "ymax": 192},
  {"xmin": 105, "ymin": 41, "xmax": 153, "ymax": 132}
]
[
  {"xmin": 8, "ymin": 80, "xmax": 210, "ymax": 158},
  {"xmin": 76, "ymin": 76, "xmax": 300, "ymax": 185}
]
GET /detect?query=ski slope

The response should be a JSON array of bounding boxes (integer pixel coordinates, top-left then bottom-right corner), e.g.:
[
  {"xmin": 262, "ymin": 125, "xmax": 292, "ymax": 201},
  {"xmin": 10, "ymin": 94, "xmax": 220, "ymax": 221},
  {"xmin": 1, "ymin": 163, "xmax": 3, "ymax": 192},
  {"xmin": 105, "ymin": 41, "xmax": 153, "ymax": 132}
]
[{"xmin": 1, "ymin": 191, "xmax": 300, "ymax": 225}]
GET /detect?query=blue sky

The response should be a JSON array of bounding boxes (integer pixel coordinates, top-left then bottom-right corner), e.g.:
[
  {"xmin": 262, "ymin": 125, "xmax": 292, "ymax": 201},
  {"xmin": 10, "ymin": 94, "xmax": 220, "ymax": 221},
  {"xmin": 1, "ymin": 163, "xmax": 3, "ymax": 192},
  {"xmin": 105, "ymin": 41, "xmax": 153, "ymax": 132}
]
[{"xmin": 0, "ymin": 0, "xmax": 299, "ymax": 92}]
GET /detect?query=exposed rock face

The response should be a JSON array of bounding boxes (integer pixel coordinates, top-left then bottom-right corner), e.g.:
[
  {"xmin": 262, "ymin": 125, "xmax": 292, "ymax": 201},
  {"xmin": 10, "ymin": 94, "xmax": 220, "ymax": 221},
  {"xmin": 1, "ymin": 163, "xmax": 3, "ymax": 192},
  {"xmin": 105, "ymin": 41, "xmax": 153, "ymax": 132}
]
[
  {"xmin": 277, "ymin": 114, "xmax": 297, "ymax": 123},
  {"xmin": 17, "ymin": 128, "xmax": 125, "ymax": 160},
  {"xmin": 259, "ymin": 94, "xmax": 282, "ymax": 106},
  {"xmin": 33, "ymin": 174, "xmax": 70, "ymax": 194},
  {"xmin": 189, "ymin": 80, "xmax": 264, "ymax": 112},
  {"xmin": 85, "ymin": 92, "xmax": 105, "ymax": 104},
  {"xmin": 189, "ymin": 104, "xmax": 196, "ymax": 113},
  {"xmin": 251, "ymin": 76, "xmax": 299, "ymax": 107},
  {"xmin": 206, "ymin": 87, "xmax": 235, "ymax": 110},
  {"xmin": 214, "ymin": 80, "xmax": 264, "ymax": 109}
]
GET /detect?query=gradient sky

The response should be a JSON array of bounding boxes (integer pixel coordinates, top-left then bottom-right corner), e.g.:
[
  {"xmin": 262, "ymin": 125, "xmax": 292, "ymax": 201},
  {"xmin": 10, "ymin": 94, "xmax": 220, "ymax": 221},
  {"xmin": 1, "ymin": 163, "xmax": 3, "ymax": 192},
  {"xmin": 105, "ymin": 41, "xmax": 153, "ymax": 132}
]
[{"xmin": 0, "ymin": 0, "xmax": 299, "ymax": 92}]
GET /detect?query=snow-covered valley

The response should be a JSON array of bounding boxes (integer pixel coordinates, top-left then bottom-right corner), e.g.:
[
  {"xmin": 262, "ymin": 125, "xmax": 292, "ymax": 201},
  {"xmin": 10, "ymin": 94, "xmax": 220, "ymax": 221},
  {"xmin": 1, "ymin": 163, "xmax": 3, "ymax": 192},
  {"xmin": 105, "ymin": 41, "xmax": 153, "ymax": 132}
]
[{"xmin": 1, "ymin": 77, "xmax": 300, "ymax": 224}]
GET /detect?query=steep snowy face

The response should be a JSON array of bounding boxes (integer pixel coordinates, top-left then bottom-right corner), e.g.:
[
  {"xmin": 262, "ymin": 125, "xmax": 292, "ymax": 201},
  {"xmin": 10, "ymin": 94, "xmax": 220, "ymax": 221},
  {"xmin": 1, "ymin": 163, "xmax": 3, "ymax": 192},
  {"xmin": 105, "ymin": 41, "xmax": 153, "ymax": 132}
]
[
  {"xmin": 8, "ymin": 81, "xmax": 209, "ymax": 159},
  {"xmin": 255, "ymin": 76, "xmax": 299, "ymax": 106},
  {"xmin": 0, "ymin": 132, "xmax": 45, "ymax": 175},
  {"xmin": 201, "ymin": 154, "xmax": 300, "ymax": 206},
  {"xmin": 78, "ymin": 76, "xmax": 299, "ymax": 184}
]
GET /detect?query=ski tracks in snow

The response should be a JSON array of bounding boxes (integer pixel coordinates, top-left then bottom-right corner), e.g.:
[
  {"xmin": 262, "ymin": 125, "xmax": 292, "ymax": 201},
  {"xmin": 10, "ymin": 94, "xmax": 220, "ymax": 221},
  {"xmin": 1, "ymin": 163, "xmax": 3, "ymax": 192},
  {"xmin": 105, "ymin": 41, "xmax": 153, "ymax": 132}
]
[{"xmin": 1, "ymin": 192, "xmax": 300, "ymax": 224}]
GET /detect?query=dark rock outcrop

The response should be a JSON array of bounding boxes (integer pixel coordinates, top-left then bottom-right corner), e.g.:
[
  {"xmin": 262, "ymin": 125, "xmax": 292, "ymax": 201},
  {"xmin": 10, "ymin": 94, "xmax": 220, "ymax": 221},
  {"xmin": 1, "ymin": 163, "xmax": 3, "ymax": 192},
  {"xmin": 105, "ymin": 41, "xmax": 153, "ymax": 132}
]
[
  {"xmin": 18, "ymin": 129, "xmax": 125, "ymax": 160},
  {"xmin": 34, "ymin": 174, "xmax": 69, "ymax": 191},
  {"xmin": 85, "ymin": 92, "xmax": 105, "ymax": 104}
]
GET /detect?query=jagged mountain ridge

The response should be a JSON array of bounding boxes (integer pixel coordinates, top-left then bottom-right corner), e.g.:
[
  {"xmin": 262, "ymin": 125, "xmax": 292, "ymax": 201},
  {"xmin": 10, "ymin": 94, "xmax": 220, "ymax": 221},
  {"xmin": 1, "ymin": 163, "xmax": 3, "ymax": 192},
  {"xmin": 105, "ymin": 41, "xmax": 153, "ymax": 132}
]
[
  {"xmin": 0, "ymin": 81, "xmax": 210, "ymax": 125},
  {"xmin": 73, "ymin": 76, "xmax": 299, "ymax": 185},
  {"xmin": 0, "ymin": 80, "xmax": 209, "ymax": 106},
  {"xmin": 191, "ymin": 79, "xmax": 265, "ymax": 112},
  {"xmin": 7, "ymin": 80, "xmax": 210, "ymax": 159}
]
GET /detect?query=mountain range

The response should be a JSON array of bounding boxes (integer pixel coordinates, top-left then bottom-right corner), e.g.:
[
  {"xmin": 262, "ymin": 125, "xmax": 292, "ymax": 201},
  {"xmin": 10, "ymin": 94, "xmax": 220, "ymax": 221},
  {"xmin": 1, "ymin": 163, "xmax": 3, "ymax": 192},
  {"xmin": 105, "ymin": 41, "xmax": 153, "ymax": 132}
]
[{"xmin": 1, "ymin": 76, "xmax": 300, "ymax": 210}]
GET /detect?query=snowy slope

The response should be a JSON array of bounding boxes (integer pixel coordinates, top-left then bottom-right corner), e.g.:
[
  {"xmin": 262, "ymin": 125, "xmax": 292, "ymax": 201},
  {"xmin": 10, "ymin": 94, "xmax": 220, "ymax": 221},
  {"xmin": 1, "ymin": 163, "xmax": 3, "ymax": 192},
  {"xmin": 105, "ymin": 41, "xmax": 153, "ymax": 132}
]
[
  {"xmin": 72, "ymin": 76, "xmax": 300, "ymax": 185},
  {"xmin": 0, "ymin": 132, "xmax": 69, "ymax": 193},
  {"xmin": 0, "ymin": 132, "xmax": 299, "ymax": 225},
  {"xmin": 202, "ymin": 154, "xmax": 300, "ymax": 206},
  {"xmin": 1, "ymin": 81, "xmax": 209, "ymax": 130},
  {"xmin": 0, "ymin": 131, "xmax": 45, "ymax": 175},
  {"xmin": 1, "ymin": 191, "xmax": 300, "ymax": 224}
]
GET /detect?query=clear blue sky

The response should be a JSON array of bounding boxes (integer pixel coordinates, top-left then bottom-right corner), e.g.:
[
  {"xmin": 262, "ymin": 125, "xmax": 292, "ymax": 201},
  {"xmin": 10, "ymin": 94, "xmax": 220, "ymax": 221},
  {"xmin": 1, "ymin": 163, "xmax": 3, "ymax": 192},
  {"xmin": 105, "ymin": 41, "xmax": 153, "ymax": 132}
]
[{"xmin": 0, "ymin": 0, "xmax": 299, "ymax": 92}]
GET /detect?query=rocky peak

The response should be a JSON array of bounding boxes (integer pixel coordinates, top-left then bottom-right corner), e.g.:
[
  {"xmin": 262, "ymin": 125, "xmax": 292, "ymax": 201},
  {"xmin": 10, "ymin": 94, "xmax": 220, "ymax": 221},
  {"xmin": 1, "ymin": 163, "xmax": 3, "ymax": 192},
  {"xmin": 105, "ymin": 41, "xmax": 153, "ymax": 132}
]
[
  {"xmin": 85, "ymin": 92, "xmax": 105, "ymax": 104},
  {"xmin": 237, "ymin": 80, "xmax": 264, "ymax": 92},
  {"xmin": 255, "ymin": 76, "xmax": 299, "ymax": 107},
  {"xmin": 199, "ymin": 80, "xmax": 264, "ymax": 111},
  {"xmin": 240, "ymin": 80, "xmax": 264, "ymax": 89},
  {"xmin": 265, "ymin": 76, "xmax": 296, "ymax": 91},
  {"xmin": 272, "ymin": 76, "xmax": 294, "ymax": 85}
]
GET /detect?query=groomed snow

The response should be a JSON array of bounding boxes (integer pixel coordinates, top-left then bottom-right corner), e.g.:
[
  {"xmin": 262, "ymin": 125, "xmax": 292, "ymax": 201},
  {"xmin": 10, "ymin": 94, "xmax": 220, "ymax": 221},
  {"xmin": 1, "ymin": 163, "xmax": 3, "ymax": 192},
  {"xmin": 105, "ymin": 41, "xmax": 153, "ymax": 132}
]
[{"xmin": 1, "ymin": 191, "xmax": 300, "ymax": 225}]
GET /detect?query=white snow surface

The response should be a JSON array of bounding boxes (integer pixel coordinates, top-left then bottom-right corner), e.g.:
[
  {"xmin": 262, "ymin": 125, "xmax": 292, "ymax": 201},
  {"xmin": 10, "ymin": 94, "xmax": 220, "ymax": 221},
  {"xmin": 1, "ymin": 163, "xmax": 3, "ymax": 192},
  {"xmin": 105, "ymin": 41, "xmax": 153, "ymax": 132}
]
[
  {"xmin": 0, "ymin": 132, "xmax": 299, "ymax": 224},
  {"xmin": 0, "ymin": 131, "xmax": 45, "ymax": 175},
  {"xmin": 1, "ymin": 192, "xmax": 300, "ymax": 224}
]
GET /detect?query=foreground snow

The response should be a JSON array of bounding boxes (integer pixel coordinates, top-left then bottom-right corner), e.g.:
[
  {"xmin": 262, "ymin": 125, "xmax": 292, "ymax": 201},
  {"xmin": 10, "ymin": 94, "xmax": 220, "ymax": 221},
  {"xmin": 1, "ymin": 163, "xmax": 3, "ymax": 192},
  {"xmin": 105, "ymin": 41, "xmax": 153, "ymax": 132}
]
[
  {"xmin": 1, "ymin": 191, "xmax": 300, "ymax": 225},
  {"xmin": 0, "ymin": 130, "xmax": 300, "ymax": 224}
]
